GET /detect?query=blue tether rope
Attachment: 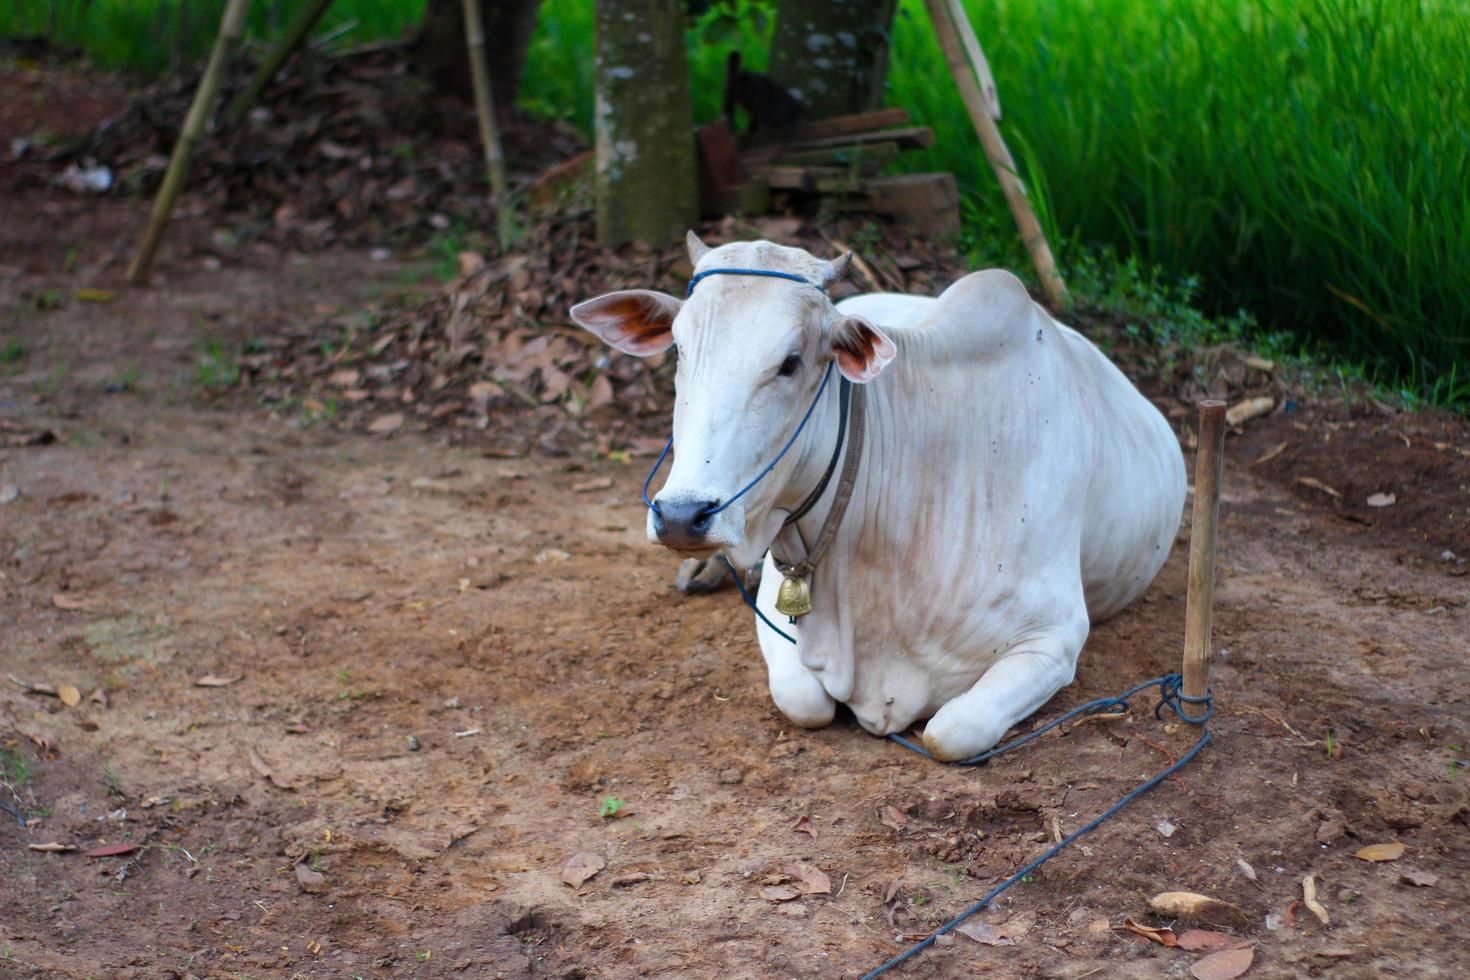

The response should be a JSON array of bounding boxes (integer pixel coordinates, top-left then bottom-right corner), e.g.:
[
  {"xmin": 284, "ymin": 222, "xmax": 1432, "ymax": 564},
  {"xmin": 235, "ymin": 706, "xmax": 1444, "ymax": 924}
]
[
  {"xmin": 718, "ymin": 561, "xmax": 1213, "ymax": 979},
  {"xmin": 685, "ymin": 267, "xmax": 823, "ymax": 297}
]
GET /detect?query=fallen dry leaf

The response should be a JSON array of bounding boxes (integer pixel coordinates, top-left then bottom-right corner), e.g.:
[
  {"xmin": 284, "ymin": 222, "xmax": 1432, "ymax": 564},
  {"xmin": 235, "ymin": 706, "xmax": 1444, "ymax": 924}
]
[
  {"xmin": 85, "ymin": 842, "xmax": 141, "ymax": 858},
  {"xmin": 1190, "ymin": 946, "xmax": 1255, "ymax": 980},
  {"xmin": 51, "ymin": 592, "xmax": 96, "ymax": 611},
  {"xmin": 878, "ymin": 805, "xmax": 909, "ymax": 830},
  {"xmin": 760, "ymin": 884, "xmax": 801, "ymax": 902},
  {"xmin": 367, "ymin": 412, "xmax": 405, "ymax": 434},
  {"xmin": 1296, "ymin": 476, "xmax": 1341, "ymax": 499},
  {"xmin": 610, "ymin": 872, "xmax": 652, "ymax": 887},
  {"xmin": 957, "ymin": 909, "xmax": 1036, "ymax": 946},
  {"xmin": 295, "ymin": 862, "xmax": 327, "ymax": 893},
  {"xmin": 562, "ymin": 851, "xmax": 605, "ymax": 887},
  {"xmin": 195, "ymin": 674, "xmax": 243, "ymax": 688},
  {"xmin": 57, "ymin": 684, "xmax": 81, "ymax": 707},
  {"xmin": 1123, "ymin": 917, "xmax": 1179, "ymax": 947},
  {"xmin": 1236, "ymin": 857, "xmax": 1258, "ymax": 882},
  {"xmin": 790, "ymin": 815, "xmax": 818, "ymax": 838},
  {"xmin": 1225, "ymin": 396, "xmax": 1274, "ymax": 427},
  {"xmin": 1149, "ymin": 891, "xmax": 1246, "ymax": 926},
  {"xmin": 1249, "ymin": 441, "xmax": 1289, "ymax": 468},
  {"xmin": 781, "ymin": 861, "xmax": 831, "ymax": 896},
  {"xmin": 1399, "ymin": 868, "xmax": 1438, "ymax": 888},
  {"xmin": 1354, "ymin": 841, "xmax": 1406, "ymax": 862},
  {"xmin": 1178, "ymin": 929, "xmax": 1250, "ymax": 952},
  {"xmin": 27, "ymin": 842, "xmax": 75, "ymax": 853},
  {"xmin": 1366, "ymin": 492, "xmax": 1396, "ymax": 508},
  {"xmin": 571, "ymin": 476, "xmax": 613, "ymax": 493},
  {"xmin": 1302, "ymin": 874, "xmax": 1330, "ymax": 926}
]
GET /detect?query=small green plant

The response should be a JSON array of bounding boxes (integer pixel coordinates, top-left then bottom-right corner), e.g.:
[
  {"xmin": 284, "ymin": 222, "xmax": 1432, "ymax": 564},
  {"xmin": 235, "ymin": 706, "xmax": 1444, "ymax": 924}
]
[
  {"xmin": 0, "ymin": 338, "xmax": 23, "ymax": 364},
  {"xmin": 415, "ymin": 950, "xmax": 431, "ymax": 962},
  {"xmin": 1449, "ymin": 745, "xmax": 1462, "ymax": 781},
  {"xmin": 598, "ymin": 795, "xmax": 627, "ymax": 819},
  {"xmin": 104, "ymin": 760, "xmax": 124, "ymax": 797},
  {"xmin": 0, "ymin": 748, "xmax": 31, "ymax": 788},
  {"xmin": 309, "ymin": 848, "xmax": 325, "ymax": 872},
  {"xmin": 1323, "ymin": 729, "xmax": 1337, "ymax": 760},
  {"xmin": 195, "ymin": 339, "xmax": 240, "ymax": 392}
]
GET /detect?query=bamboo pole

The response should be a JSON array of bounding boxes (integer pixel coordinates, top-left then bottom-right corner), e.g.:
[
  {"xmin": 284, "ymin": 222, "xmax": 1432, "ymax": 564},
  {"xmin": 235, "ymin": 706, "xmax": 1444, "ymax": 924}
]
[
  {"xmin": 224, "ymin": 0, "xmax": 338, "ymax": 126},
  {"xmin": 942, "ymin": 0, "xmax": 1001, "ymax": 120},
  {"xmin": 923, "ymin": 0, "xmax": 1070, "ymax": 311},
  {"xmin": 1182, "ymin": 400, "xmax": 1227, "ymax": 720},
  {"xmin": 127, "ymin": 0, "xmax": 253, "ymax": 286},
  {"xmin": 462, "ymin": 0, "xmax": 514, "ymax": 250}
]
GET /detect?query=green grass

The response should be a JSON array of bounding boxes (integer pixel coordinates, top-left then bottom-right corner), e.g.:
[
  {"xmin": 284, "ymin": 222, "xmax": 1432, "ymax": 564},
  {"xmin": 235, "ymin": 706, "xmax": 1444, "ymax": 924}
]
[{"xmin": 1, "ymin": 0, "xmax": 424, "ymax": 74}]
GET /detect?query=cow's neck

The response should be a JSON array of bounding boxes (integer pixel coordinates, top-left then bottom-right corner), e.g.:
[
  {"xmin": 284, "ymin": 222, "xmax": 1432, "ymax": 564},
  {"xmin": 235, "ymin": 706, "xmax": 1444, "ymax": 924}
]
[{"xmin": 772, "ymin": 371, "xmax": 859, "ymax": 561}]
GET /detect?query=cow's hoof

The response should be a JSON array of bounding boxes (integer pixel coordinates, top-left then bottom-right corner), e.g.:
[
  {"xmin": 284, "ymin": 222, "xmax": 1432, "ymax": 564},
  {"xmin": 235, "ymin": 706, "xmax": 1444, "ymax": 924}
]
[
  {"xmin": 920, "ymin": 713, "xmax": 1005, "ymax": 763},
  {"xmin": 675, "ymin": 557, "xmax": 728, "ymax": 595}
]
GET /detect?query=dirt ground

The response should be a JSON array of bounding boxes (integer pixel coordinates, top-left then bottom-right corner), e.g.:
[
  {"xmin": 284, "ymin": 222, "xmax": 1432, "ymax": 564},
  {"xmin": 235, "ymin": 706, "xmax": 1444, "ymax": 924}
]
[{"xmin": 3, "ymin": 179, "xmax": 1468, "ymax": 980}]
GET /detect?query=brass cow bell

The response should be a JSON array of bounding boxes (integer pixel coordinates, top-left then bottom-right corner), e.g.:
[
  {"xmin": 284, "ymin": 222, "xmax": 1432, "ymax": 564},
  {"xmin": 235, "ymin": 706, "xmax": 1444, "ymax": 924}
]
[{"xmin": 775, "ymin": 574, "xmax": 813, "ymax": 618}]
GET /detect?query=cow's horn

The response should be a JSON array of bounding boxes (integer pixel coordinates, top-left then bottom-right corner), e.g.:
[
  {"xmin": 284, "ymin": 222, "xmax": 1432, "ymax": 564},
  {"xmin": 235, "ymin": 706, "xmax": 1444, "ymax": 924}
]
[
  {"xmin": 686, "ymin": 230, "xmax": 711, "ymax": 264},
  {"xmin": 823, "ymin": 252, "xmax": 854, "ymax": 285}
]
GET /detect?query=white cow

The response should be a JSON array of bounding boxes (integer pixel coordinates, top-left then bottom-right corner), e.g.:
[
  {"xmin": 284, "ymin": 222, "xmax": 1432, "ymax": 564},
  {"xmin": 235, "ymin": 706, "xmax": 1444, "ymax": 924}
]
[{"xmin": 571, "ymin": 235, "xmax": 1185, "ymax": 760}]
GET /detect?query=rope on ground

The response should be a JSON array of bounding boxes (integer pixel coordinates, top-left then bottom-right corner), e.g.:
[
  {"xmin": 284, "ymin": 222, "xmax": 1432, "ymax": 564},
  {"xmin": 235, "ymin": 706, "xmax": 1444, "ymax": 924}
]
[{"xmin": 720, "ymin": 557, "xmax": 1214, "ymax": 978}]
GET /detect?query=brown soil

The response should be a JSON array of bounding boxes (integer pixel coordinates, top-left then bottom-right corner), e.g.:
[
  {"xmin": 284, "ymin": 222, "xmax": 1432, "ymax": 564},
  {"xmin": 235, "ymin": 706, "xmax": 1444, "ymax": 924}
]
[{"xmin": 3, "ymin": 177, "xmax": 1469, "ymax": 980}]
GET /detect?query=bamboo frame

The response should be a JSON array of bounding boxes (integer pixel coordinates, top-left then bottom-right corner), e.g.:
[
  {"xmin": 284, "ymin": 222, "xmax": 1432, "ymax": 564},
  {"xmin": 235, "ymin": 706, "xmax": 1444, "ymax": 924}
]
[
  {"xmin": 923, "ymin": 0, "xmax": 1070, "ymax": 311},
  {"xmin": 127, "ymin": 0, "xmax": 253, "ymax": 285},
  {"xmin": 224, "ymin": 0, "xmax": 338, "ymax": 126},
  {"xmin": 1182, "ymin": 400, "xmax": 1227, "ymax": 720},
  {"xmin": 462, "ymin": 0, "xmax": 514, "ymax": 249}
]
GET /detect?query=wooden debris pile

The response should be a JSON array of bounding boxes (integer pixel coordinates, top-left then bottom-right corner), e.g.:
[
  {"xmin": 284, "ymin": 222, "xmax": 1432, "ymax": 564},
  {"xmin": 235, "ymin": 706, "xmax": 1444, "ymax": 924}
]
[{"xmin": 697, "ymin": 109, "xmax": 960, "ymax": 238}]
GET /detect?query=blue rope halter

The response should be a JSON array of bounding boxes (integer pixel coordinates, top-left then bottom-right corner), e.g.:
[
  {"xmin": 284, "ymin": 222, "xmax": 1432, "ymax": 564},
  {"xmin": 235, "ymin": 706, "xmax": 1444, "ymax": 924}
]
[{"xmin": 643, "ymin": 268, "xmax": 830, "ymax": 519}]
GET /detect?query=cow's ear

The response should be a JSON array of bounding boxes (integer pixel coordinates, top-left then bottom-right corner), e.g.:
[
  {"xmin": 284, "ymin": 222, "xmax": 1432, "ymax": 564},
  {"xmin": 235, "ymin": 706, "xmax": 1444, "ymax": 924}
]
[
  {"xmin": 828, "ymin": 314, "xmax": 895, "ymax": 383},
  {"xmin": 570, "ymin": 290, "xmax": 681, "ymax": 356}
]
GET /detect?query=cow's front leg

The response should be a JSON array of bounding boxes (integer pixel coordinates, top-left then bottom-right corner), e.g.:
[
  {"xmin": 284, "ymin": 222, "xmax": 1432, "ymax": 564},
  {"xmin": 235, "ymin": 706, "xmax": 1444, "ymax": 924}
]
[
  {"xmin": 754, "ymin": 553, "xmax": 834, "ymax": 727},
  {"xmin": 675, "ymin": 556, "xmax": 728, "ymax": 595},
  {"xmin": 922, "ymin": 627, "xmax": 1086, "ymax": 761}
]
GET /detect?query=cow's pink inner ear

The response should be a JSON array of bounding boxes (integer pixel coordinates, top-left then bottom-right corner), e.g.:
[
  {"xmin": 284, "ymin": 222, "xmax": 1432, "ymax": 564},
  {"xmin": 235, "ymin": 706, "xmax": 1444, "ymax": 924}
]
[
  {"xmin": 570, "ymin": 291, "xmax": 680, "ymax": 356},
  {"xmin": 830, "ymin": 316, "xmax": 895, "ymax": 382}
]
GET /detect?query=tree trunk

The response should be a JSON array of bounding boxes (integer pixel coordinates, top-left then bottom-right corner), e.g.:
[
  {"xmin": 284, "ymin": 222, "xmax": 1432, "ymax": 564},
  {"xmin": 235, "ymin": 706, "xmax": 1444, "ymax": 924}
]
[
  {"xmin": 414, "ymin": 0, "xmax": 541, "ymax": 107},
  {"xmin": 593, "ymin": 0, "xmax": 697, "ymax": 245},
  {"xmin": 767, "ymin": 0, "xmax": 897, "ymax": 120}
]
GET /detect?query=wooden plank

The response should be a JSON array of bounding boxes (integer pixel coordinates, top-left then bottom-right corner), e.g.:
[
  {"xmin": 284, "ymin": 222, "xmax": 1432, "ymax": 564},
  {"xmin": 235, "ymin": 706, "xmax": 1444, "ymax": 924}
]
[
  {"xmin": 787, "ymin": 108, "xmax": 910, "ymax": 142},
  {"xmin": 765, "ymin": 141, "xmax": 900, "ymax": 171},
  {"xmin": 782, "ymin": 125, "xmax": 934, "ymax": 154}
]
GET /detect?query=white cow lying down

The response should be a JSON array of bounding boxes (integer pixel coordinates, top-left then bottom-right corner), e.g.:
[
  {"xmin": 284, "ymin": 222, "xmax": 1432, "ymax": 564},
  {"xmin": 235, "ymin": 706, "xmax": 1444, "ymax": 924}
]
[{"xmin": 572, "ymin": 235, "xmax": 1185, "ymax": 760}]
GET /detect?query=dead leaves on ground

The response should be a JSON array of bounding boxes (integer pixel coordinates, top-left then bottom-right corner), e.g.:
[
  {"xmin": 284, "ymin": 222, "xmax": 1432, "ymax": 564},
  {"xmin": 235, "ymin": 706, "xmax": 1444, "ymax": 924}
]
[
  {"xmin": 956, "ymin": 909, "xmax": 1035, "ymax": 946},
  {"xmin": 561, "ymin": 851, "xmax": 605, "ymax": 888},
  {"xmin": 1353, "ymin": 841, "xmax": 1405, "ymax": 862},
  {"xmin": 1190, "ymin": 947, "xmax": 1255, "ymax": 980},
  {"xmin": 1148, "ymin": 891, "xmax": 1247, "ymax": 927},
  {"xmin": 760, "ymin": 862, "xmax": 831, "ymax": 902},
  {"xmin": 195, "ymin": 674, "xmax": 243, "ymax": 688}
]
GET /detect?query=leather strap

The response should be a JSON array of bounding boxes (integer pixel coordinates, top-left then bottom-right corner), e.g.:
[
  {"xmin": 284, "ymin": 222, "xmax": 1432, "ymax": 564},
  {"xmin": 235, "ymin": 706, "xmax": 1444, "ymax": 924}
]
[
  {"xmin": 783, "ymin": 377, "xmax": 851, "ymax": 526},
  {"xmin": 775, "ymin": 381, "xmax": 866, "ymax": 581}
]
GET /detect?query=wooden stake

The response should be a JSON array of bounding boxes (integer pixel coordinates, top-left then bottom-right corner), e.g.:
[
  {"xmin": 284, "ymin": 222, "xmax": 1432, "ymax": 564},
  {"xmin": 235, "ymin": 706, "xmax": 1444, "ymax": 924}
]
[
  {"xmin": 1182, "ymin": 400, "xmax": 1227, "ymax": 720},
  {"xmin": 462, "ymin": 0, "xmax": 513, "ymax": 250},
  {"xmin": 127, "ymin": 0, "xmax": 253, "ymax": 286},
  {"xmin": 224, "ymin": 0, "xmax": 338, "ymax": 126},
  {"xmin": 923, "ymin": 0, "xmax": 1070, "ymax": 311}
]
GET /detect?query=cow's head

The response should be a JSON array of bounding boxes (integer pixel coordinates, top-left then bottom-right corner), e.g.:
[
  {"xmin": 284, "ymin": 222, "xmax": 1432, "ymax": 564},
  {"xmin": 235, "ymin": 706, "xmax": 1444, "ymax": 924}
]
[{"xmin": 570, "ymin": 234, "xmax": 895, "ymax": 566}]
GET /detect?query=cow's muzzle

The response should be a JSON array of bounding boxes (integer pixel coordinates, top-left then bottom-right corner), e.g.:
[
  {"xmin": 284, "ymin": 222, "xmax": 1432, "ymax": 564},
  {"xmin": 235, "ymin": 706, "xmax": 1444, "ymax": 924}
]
[{"xmin": 651, "ymin": 494, "xmax": 722, "ymax": 553}]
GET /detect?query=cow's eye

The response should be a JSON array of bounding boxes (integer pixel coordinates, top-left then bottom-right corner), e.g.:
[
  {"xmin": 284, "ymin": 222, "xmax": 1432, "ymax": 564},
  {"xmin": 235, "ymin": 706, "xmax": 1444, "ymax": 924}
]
[{"xmin": 777, "ymin": 353, "xmax": 802, "ymax": 377}]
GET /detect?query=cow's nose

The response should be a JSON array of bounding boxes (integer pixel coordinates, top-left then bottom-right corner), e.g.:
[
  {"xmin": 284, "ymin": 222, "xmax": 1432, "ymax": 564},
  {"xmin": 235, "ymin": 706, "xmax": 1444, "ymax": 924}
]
[{"xmin": 652, "ymin": 496, "xmax": 720, "ymax": 549}]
